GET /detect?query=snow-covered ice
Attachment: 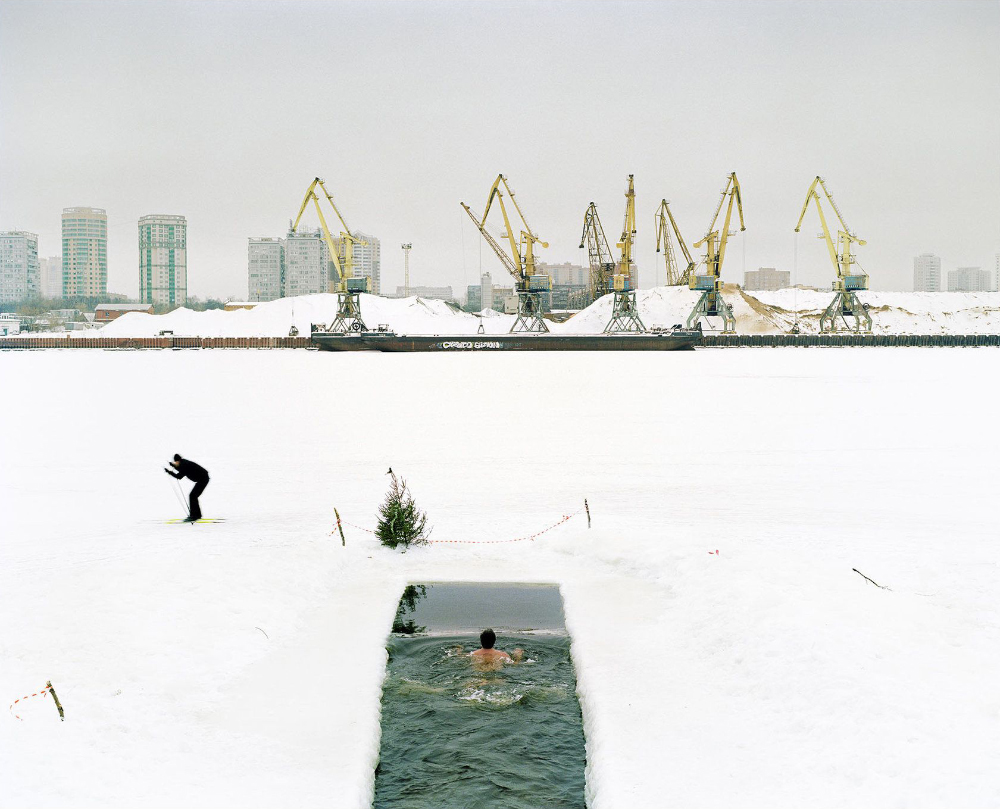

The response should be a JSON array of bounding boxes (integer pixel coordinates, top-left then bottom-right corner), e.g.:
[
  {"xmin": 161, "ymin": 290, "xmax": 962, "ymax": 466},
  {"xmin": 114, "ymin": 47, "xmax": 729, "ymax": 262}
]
[
  {"xmin": 74, "ymin": 287, "xmax": 1000, "ymax": 339},
  {"xmin": 1, "ymin": 347, "xmax": 998, "ymax": 808}
]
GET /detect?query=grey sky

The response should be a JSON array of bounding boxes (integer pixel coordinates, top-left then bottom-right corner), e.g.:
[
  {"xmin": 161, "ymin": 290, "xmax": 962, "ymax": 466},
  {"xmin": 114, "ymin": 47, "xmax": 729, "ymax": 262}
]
[{"xmin": 1, "ymin": 0, "xmax": 998, "ymax": 299}]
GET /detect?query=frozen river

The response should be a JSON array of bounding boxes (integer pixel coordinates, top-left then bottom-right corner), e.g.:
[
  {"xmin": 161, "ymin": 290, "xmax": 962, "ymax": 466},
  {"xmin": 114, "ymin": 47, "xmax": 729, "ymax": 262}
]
[{"xmin": 1, "ymin": 347, "xmax": 997, "ymax": 808}]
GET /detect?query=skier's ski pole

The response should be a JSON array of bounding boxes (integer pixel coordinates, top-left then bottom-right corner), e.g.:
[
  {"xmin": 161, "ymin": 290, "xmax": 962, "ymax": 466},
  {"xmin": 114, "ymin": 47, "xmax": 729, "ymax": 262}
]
[{"xmin": 170, "ymin": 477, "xmax": 189, "ymax": 518}]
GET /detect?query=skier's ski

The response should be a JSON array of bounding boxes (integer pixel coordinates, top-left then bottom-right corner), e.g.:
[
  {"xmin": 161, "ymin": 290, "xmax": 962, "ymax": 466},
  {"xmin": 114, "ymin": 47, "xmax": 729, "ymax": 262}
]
[{"xmin": 163, "ymin": 518, "xmax": 226, "ymax": 524}]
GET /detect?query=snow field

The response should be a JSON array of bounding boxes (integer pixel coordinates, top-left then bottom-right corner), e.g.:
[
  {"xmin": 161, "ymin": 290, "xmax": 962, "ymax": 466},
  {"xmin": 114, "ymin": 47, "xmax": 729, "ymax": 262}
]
[{"xmin": 0, "ymin": 348, "xmax": 998, "ymax": 808}]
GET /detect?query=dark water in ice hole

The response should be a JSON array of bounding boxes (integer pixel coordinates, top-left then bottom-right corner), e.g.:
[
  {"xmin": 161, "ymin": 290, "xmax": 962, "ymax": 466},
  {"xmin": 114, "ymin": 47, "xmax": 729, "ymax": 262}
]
[{"xmin": 373, "ymin": 584, "xmax": 586, "ymax": 809}]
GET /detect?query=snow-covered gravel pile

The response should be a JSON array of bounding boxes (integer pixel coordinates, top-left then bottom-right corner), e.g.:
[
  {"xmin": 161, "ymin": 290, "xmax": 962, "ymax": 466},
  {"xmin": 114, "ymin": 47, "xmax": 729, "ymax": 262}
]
[
  {"xmin": 80, "ymin": 288, "xmax": 1000, "ymax": 339},
  {"xmin": 1, "ymin": 348, "xmax": 998, "ymax": 808}
]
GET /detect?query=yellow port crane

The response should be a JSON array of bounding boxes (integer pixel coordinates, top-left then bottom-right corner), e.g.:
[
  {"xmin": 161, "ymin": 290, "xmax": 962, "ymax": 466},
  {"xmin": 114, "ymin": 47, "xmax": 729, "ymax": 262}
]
[
  {"xmin": 686, "ymin": 172, "xmax": 745, "ymax": 333},
  {"xmin": 461, "ymin": 174, "xmax": 551, "ymax": 333},
  {"xmin": 794, "ymin": 176, "xmax": 871, "ymax": 333},
  {"xmin": 604, "ymin": 174, "xmax": 644, "ymax": 333},
  {"xmin": 293, "ymin": 177, "xmax": 370, "ymax": 333},
  {"xmin": 579, "ymin": 202, "xmax": 616, "ymax": 304},
  {"xmin": 654, "ymin": 199, "xmax": 696, "ymax": 286}
]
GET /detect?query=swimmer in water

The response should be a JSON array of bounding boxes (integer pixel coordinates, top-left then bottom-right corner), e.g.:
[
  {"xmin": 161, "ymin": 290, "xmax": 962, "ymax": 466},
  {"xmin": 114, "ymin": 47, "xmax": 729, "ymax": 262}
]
[{"xmin": 469, "ymin": 628, "xmax": 523, "ymax": 670}]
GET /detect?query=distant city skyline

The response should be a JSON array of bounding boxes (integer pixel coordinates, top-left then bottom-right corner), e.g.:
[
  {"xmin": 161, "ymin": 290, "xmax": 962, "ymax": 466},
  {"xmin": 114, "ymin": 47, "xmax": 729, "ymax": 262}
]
[{"xmin": 1, "ymin": 1, "xmax": 997, "ymax": 300}]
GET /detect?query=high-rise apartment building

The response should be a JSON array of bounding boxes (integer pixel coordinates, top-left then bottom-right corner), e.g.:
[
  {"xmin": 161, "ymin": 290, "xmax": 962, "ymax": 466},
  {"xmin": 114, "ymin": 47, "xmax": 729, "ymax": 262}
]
[
  {"xmin": 0, "ymin": 231, "xmax": 40, "ymax": 303},
  {"xmin": 62, "ymin": 207, "xmax": 107, "ymax": 298},
  {"xmin": 947, "ymin": 267, "xmax": 991, "ymax": 292},
  {"xmin": 285, "ymin": 228, "xmax": 332, "ymax": 297},
  {"xmin": 40, "ymin": 256, "xmax": 62, "ymax": 299},
  {"xmin": 913, "ymin": 253, "xmax": 941, "ymax": 292},
  {"xmin": 139, "ymin": 214, "xmax": 187, "ymax": 307},
  {"xmin": 995, "ymin": 254, "xmax": 1000, "ymax": 292},
  {"xmin": 481, "ymin": 272, "xmax": 494, "ymax": 310},
  {"xmin": 743, "ymin": 267, "xmax": 790, "ymax": 291},
  {"xmin": 537, "ymin": 261, "xmax": 588, "ymax": 287},
  {"xmin": 346, "ymin": 231, "xmax": 380, "ymax": 294},
  {"xmin": 248, "ymin": 238, "xmax": 285, "ymax": 302}
]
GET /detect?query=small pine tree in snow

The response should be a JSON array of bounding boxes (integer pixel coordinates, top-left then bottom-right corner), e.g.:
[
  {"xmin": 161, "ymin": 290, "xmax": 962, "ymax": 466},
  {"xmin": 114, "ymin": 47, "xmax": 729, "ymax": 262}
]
[{"xmin": 377, "ymin": 473, "xmax": 429, "ymax": 549}]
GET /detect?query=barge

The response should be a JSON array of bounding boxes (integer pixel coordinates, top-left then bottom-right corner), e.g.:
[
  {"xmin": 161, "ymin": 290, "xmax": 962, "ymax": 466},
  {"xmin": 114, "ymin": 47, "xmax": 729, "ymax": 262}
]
[{"xmin": 311, "ymin": 328, "xmax": 701, "ymax": 352}]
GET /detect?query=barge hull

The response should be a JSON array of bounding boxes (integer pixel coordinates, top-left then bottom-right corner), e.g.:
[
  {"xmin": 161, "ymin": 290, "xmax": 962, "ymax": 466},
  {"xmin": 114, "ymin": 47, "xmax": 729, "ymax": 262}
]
[{"xmin": 311, "ymin": 331, "xmax": 700, "ymax": 352}]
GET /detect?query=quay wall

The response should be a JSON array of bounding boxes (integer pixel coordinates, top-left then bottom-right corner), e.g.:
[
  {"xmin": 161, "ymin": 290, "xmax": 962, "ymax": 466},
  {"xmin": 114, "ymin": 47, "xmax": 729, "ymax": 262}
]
[{"xmin": 2, "ymin": 334, "xmax": 1000, "ymax": 350}]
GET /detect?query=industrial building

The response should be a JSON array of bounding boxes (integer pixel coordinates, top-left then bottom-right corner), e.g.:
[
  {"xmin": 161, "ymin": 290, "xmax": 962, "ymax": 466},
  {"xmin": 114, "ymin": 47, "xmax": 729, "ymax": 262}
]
[
  {"xmin": 62, "ymin": 207, "xmax": 107, "ymax": 298},
  {"xmin": 139, "ymin": 214, "xmax": 187, "ymax": 307},
  {"xmin": 743, "ymin": 267, "xmax": 790, "ymax": 291},
  {"xmin": 0, "ymin": 312, "xmax": 22, "ymax": 335},
  {"xmin": 947, "ymin": 267, "xmax": 991, "ymax": 292},
  {"xmin": 0, "ymin": 231, "xmax": 40, "ymax": 303},
  {"xmin": 913, "ymin": 254, "xmax": 941, "ymax": 292},
  {"xmin": 466, "ymin": 272, "xmax": 514, "ymax": 312},
  {"xmin": 95, "ymin": 303, "xmax": 154, "ymax": 322},
  {"xmin": 393, "ymin": 285, "xmax": 454, "ymax": 301}
]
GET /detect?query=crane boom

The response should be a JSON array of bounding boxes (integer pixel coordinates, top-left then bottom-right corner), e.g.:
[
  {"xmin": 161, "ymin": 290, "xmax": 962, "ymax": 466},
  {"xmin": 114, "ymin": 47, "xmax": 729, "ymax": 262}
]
[
  {"xmin": 794, "ymin": 176, "xmax": 866, "ymax": 284},
  {"xmin": 616, "ymin": 175, "xmax": 637, "ymax": 284},
  {"xmin": 461, "ymin": 202, "xmax": 521, "ymax": 280},
  {"xmin": 294, "ymin": 176, "xmax": 371, "ymax": 334},
  {"xmin": 655, "ymin": 199, "xmax": 696, "ymax": 285},
  {"xmin": 793, "ymin": 175, "xmax": 871, "ymax": 333},
  {"xmin": 462, "ymin": 173, "xmax": 548, "ymax": 288},
  {"xmin": 602, "ymin": 174, "xmax": 645, "ymax": 333},
  {"xmin": 462, "ymin": 174, "xmax": 550, "ymax": 333},
  {"xmin": 686, "ymin": 172, "xmax": 745, "ymax": 334},
  {"xmin": 579, "ymin": 202, "xmax": 616, "ymax": 301},
  {"xmin": 694, "ymin": 172, "xmax": 745, "ymax": 279},
  {"xmin": 291, "ymin": 177, "xmax": 368, "ymax": 292},
  {"xmin": 292, "ymin": 180, "xmax": 344, "ymax": 284}
]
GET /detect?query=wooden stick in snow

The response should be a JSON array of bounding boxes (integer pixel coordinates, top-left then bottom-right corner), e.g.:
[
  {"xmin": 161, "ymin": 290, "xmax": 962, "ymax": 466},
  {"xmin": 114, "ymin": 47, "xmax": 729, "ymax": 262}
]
[
  {"xmin": 334, "ymin": 508, "xmax": 346, "ymax": 547},
  {"xmin": 584, "ymin": 498, "xmax": 591, "ymax": 529},
  {"xmin": 853, "ymin": 568, "xmax": 891, "ymax": 591},
  {"xmin": 46, "ymin": 681, "xmax": 64, "ymax": 721}
]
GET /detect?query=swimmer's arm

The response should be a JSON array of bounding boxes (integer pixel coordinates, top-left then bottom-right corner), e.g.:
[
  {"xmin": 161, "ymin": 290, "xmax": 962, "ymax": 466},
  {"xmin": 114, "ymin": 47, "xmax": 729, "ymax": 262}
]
[{"xmin": 510, "ymin": 648, "xmax": 524, "ymax": 663}]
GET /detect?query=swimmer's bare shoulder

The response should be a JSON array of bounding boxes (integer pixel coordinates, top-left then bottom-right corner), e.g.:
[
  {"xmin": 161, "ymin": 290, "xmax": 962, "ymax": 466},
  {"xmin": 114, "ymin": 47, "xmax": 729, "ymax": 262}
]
[{"xmin": 470, "ymin": 648, "xmax": 512, "ymax": 663}]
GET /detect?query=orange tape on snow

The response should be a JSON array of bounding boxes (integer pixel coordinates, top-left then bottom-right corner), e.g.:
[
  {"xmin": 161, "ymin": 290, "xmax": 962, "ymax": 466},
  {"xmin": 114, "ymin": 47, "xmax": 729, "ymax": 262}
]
[
  {"xmin": 9, "ymin": 686, "xmax": 50, "ymax": 721},
  {"xmin": 341, "ymin": 519, "xmax": 377, "ymax": 535},
  {"xmin": 428, "ymin": 509, "xmax": 583, "ymax": 544}
]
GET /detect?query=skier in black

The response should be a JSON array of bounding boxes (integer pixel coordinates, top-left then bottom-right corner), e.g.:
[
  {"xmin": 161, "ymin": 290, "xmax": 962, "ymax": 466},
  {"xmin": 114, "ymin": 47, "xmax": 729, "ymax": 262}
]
[{"xmin": 165, "ymin": 454, "xmax": 210, "ymax": 522}]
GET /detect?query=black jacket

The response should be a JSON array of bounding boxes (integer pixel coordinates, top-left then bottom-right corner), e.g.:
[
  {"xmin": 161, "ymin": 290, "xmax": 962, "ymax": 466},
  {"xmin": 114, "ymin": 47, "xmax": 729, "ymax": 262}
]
[{"xmin": 169, "ymin": 458, "xmax": 209, "ymax": 483}]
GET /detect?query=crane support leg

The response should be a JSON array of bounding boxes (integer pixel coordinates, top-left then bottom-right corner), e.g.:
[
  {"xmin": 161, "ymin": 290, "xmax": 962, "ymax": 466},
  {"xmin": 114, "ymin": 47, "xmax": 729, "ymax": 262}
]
[
  {"xmin": 686, "ymin": 290, "xmax": 735, "ymax": 334},
  {"xmin": 604, "ymin": 290, "xmax": 645, "ymax": 333},
  {"xmin": 511, "ymin": 291, "xmax": 549, "ymax": 333},
  {"xmin": 330, "ymin": 292, "xmax": 367, "ymax": 333},
  {"xmin": 819, "ymin": 291, "xmax": 871, "ymax": 333}
]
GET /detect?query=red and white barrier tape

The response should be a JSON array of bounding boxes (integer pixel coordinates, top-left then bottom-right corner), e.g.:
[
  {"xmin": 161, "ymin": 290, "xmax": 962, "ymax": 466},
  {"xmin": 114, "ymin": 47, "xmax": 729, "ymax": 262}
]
[
  {"xmin": 429, "ymin": 508, "xmax": 583, "ymax": 544},
  {"xmin": 341, "ymin": 519, "xmax": 376, "ymax": 535},
  {"xmin": 335, "ymin": 507, "xmax": 584, "ymax": 545},
  {"xmin": 9, "ymin": 686, "xmax": 50, "ymax": 721}
]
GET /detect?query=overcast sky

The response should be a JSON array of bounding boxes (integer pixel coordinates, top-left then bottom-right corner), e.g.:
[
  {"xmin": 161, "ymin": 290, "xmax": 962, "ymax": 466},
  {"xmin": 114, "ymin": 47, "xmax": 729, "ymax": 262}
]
[{"xmin": 1, "ymin": 0, "xmax": 998, "ymax": 299}]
